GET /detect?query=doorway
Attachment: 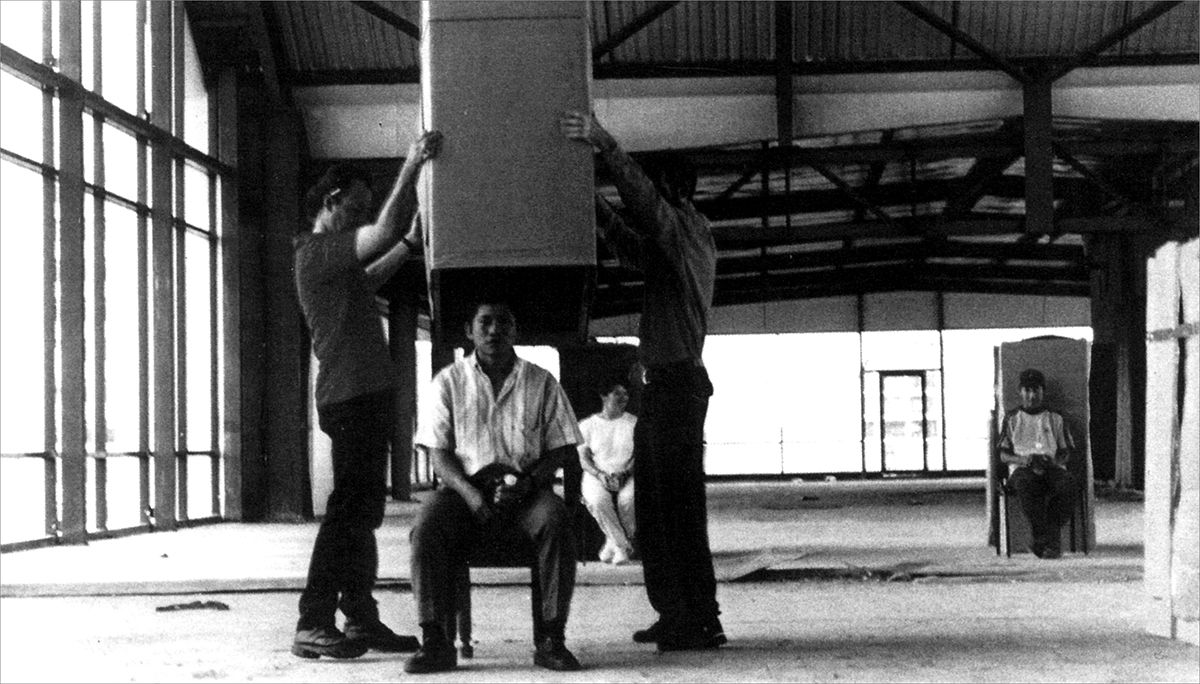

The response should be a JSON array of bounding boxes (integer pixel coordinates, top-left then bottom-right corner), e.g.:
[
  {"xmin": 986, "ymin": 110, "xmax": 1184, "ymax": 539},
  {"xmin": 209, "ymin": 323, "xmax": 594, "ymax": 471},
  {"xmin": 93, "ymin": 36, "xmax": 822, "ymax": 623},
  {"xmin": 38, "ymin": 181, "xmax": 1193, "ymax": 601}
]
[{"xmin": 872, "ymin": 370, "xmax": 944, "ymax": 474}]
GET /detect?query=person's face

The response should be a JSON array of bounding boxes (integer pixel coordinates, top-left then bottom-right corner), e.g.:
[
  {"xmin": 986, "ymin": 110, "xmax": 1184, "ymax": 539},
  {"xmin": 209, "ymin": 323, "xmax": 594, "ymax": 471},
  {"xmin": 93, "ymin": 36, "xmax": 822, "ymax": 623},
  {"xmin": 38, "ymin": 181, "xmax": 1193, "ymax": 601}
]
[
  {"xmin": 327, "ymin": 180, "xmax": 373, "ymax": 232},
  {"xmin": 601, "ymin": 385, "xmax": 629, "ymax": 414},
  {"xmin": 466, "ymin": 304, "xmax": 516, "ymax": 358},
  {"xmin": 1019, "ymin": 385, "xmax": 1044, "ymax": 410}
]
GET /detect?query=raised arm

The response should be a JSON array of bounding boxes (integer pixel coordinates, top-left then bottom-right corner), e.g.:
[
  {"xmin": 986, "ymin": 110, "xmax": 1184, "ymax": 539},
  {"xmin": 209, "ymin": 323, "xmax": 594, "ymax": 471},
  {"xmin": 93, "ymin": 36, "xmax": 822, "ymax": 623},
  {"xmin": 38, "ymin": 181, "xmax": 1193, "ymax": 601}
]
[
  {"xmin": 353, "ymin": 130, "xmax": 442, "ymax": 263},
  {"xmin": 594, "ymin": 194, "xmax": 645, "ymax": 270},
  {"xmin": 363, "ymin": 215, "xmax": 422, "ymax": 293},
  {"xmin": 561, "ymin": 111, "xmax": 668, "ymax": 240}
]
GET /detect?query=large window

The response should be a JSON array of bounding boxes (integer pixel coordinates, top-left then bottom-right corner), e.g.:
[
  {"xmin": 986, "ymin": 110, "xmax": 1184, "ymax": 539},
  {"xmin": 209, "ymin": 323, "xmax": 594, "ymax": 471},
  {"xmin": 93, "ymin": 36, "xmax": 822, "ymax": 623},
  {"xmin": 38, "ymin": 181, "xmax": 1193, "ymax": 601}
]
[{"xmin": 1, "ymin": 1, "xmax": 228, "ymax": 547}]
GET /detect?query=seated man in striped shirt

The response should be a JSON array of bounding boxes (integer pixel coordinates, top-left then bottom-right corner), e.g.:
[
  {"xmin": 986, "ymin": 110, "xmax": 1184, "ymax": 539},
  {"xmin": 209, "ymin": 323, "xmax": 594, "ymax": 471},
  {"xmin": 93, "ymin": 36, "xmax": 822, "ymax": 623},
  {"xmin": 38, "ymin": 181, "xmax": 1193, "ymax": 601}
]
[
  {"xmin": 406, "ymin": 301, "xmax": 584, "ymax": 674},
  {"xmin": 998, "ymin": 368, "xmax": 1077, "ymax": 559}
]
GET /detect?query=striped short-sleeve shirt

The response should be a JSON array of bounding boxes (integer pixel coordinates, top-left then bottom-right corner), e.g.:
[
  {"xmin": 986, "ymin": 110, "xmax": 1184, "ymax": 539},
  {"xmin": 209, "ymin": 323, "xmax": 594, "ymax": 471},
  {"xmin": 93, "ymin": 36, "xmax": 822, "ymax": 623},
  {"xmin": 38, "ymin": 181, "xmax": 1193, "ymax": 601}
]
[{"xmin": 416, "ymin": 353, "xmax": 582, "ymax": 476}]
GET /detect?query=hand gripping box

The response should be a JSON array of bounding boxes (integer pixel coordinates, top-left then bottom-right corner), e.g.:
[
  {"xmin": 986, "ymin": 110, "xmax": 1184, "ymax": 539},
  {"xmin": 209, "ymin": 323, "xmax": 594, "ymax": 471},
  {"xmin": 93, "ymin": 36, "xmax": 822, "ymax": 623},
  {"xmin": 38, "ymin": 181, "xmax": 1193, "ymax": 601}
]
[{"xmin": 419, "ymin": 1, "xmax": 595, "ymax": 345}]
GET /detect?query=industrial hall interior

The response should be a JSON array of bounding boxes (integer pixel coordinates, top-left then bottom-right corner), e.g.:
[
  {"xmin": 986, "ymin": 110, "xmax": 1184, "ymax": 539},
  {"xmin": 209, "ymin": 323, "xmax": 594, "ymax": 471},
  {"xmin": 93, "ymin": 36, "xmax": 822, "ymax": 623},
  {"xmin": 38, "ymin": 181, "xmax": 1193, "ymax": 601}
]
[{"xmin": 0, "ymin": 1, "xmax": 1197, "ymax": 682}]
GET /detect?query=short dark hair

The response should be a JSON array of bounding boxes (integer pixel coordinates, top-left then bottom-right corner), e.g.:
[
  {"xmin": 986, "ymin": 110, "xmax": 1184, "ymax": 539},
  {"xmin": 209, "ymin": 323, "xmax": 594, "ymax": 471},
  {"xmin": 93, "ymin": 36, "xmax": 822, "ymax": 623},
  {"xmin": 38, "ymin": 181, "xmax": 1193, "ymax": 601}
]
[
  {"xmin": 597, "ymin": 376, "xmax": 629, "ymax": 396},
  {"xmin": 1018, "ymin": 368, "xmax": 1045, "ymax": 389},
  {"xmin": 464, "ymin": 299, "xmax": 517, "ymax": 326},
  {"xmin": 303, "ymin": 163, "xmax": 371, "ymax": 223},
  {"xmin": 641, "ymin": 152, "xmax": 698, "ymax": 203}
]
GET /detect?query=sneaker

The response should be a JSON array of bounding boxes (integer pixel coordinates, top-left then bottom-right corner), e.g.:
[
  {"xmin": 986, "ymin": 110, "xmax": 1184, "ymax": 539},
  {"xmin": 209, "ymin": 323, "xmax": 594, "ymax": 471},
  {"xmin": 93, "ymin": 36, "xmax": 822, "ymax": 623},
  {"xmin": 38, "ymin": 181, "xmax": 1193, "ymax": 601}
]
[
  {"xmin": 403, "ymin": 636, "xmax": 457, "ymax": 674},
  {"xmin": 657, "ymin": 617, "xmax": 727, "ymax": 652},
  {"xmin": 291, "ymin": 626, "xmax": 370, "ymax": 659},
  {"xmin": 632, "ymin": 619, "xmax": 665, "ymax": 644},
  {"xmin": 611, "ymin": 547, "xmax": 632, "ymax": 565},
  {"xmin": 598, "ymin": 544, "xmax": 616, "ymax": 563},
  {"xmin": 344, "ymin": 620, "xmax": 420, "ymax": 652},
  {"xmin": 533, "ymin": 636, "xmax": 582, "ymax": 671}
]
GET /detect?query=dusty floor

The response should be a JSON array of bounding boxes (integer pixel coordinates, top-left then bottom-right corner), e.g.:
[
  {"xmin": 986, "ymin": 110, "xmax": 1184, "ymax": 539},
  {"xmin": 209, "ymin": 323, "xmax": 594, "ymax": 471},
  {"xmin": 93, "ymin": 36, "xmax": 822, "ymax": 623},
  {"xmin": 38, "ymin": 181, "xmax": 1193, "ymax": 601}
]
[{"xmin": 1, "ymin": 479, "xmax": 1197, "ymax": 683}]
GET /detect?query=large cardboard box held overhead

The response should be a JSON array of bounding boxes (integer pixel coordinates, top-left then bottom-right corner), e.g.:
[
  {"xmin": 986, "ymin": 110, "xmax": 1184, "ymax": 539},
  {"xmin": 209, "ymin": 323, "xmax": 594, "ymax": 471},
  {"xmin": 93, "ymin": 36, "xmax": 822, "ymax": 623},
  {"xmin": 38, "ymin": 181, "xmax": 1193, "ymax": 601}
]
[{"xmin": 419, "ymin": 1, "xmax": 595, "ymax": 345}]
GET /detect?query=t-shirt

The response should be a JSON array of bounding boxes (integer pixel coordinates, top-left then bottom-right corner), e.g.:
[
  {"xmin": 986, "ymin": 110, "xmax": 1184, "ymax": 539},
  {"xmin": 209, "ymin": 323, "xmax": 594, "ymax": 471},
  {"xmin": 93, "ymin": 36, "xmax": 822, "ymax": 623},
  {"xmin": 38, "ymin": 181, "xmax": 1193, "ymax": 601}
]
[
  {"xmin": 998, "ymin": 406, "xmax": 1073, "ymax": 473},
  {"xmin": 294, "ymin": 231, "xmax": 397, "ymax": 408},
  {"xmin": 579, "ymin": 412, "xmax": 637, "ymax": 474}
]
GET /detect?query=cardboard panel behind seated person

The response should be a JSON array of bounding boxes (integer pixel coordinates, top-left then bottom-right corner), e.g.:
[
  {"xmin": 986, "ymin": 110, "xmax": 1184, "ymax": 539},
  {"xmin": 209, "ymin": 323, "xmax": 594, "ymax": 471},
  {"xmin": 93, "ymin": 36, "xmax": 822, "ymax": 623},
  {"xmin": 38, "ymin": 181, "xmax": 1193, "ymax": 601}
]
[
  {"xmin": 419, "ymin": 1, "xmax": 595, "ymax": 344},
  {"xmin": 993, "ymin": 336, "xmax": 1096, "ymax": 552}
]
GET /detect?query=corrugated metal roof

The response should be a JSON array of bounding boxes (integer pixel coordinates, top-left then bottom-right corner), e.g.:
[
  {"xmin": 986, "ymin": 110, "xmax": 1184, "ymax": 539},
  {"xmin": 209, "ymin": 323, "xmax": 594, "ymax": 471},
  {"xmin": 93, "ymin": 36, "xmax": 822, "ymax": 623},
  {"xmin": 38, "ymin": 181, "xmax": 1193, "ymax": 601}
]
[
  {"xmin": 273, "ymin": 1, "xmax": 420, "ymax": 73},
  {"xmin": 268, "ymin": 1, "xmax": 1199, "ymax": 77}
]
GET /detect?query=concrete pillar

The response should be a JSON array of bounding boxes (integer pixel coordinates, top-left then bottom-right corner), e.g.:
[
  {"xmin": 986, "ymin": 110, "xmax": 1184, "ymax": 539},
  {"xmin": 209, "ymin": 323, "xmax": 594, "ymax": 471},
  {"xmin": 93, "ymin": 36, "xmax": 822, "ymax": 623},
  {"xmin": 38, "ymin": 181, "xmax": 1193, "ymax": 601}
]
[
  {"xmin": 1144, "ymin": 238, "xmax": 1199, "ymax": 645},
  {"xmin": 1087, "ymin": 233, "xmax": 1149, "ymax": 489}
]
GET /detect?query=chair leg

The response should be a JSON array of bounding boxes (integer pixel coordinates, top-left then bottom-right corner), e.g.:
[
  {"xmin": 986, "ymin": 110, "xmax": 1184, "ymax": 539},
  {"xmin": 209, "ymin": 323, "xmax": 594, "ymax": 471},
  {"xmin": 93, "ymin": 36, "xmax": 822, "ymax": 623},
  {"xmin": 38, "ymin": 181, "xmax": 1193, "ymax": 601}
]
[
  {"xmin": 1000, "ymin": 489, "xmax": 1013, "ymax": 558},
  {"xmin": 454, "ymin": 565, "xmax": 473, "ymax": 658},
  {"xmin": 529, "ymin": 564, "xmax": 544, "ymax": 645}
]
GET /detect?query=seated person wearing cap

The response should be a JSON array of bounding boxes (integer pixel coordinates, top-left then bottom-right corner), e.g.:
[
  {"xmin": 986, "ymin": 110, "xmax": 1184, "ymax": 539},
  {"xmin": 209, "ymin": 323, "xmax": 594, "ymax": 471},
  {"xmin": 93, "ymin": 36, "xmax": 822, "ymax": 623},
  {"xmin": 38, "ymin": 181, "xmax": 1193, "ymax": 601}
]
[
  {"xmin": 997, "ymin": 368, "xmax": 1077, "ymax": 559},
  {"xmin": 405, "ymin": 301, "xmax": 584, "ymax": 674}
]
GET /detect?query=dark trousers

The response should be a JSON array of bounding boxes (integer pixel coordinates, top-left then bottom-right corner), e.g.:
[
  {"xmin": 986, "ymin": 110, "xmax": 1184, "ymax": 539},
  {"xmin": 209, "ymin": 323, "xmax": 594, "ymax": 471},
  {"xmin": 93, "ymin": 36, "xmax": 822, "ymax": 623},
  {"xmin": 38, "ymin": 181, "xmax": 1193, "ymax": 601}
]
[
  {"xmin": 296, "ymin": 390, "xmax": 393, "ymax": 631},
  {"xmin": 409, "ymin": 486, "xmax": 576, "ymax": 639},
  {"xmin": 634, "ymin": 363, "xmax": 719, "ymax": 624},
  {"xmin": 1010, "ymin": 465, "xmax": 1075, "ymax": 551}
]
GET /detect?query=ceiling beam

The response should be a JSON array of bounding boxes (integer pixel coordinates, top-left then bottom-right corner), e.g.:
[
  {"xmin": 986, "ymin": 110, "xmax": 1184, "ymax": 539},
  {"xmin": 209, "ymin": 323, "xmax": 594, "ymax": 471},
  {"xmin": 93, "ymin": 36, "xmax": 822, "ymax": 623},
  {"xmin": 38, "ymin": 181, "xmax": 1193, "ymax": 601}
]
[
  {"xmin": 774, "ymin": 0, "xmax": 794, "ymax": 145},
  {"xmin": 592, "ymin": 1, "xmax": 678, "ymax": 61},
  {"xmin": 707, "ymin": 212, "xmax": 1193, "ymax": 247},
  {"xmin": 1043, "ymin": 1, "xmax": 1185, "ymax": 83},
  {"xmin": 350, "ymin": 1, "xmax": 421, "ymax": 41},
  {"xmin": 1023, "ymin": 82, "xmax": 1055, "ymax": 234},
  {"xmin": 892, "ymin": 1, "xmax": 1029, "ymax": 83}
]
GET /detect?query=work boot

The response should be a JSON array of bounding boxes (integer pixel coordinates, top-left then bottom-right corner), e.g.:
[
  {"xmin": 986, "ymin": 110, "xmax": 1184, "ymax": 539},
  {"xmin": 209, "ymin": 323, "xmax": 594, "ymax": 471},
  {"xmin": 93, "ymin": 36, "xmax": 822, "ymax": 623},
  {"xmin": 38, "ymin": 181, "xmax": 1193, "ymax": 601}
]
[
  {"xmin": 291, "ymin": 626, "xmax": 370, "ymax": 659},
  {"xmin": 632, "ymin": 618, "xmax": 665, "ymax": 644},
  {"xmin": 657, "ymin": 616, "xmax": 727, "ymax": 652},
  {"xmin": 403, "ymin": 629, "xmax": 457, "ymax": 674},
  {"xmin": 533, "ymin": 636, "xmax": 582, "ymax": 671},
  {"xmin": 344, "ymin": 619, "xmax": 420, "ymax": 652}
]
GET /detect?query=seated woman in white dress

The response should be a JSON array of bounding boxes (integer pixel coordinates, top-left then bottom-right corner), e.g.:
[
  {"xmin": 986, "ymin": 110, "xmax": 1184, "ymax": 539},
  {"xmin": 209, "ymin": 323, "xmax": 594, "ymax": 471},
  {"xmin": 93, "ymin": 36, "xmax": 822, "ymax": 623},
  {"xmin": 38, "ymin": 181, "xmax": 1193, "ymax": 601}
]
[{"xmin": 577, "ymin": 379, "xmax": 637, "ymax": 564}]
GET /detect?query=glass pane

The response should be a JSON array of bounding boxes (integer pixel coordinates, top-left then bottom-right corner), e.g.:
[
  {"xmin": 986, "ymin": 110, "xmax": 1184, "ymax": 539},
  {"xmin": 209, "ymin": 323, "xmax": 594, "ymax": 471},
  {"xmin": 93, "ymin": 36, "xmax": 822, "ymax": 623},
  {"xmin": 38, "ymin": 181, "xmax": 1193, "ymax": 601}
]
[
  {"xmin": 84, "ymin": 193, "xmax": 98, "ymax": 453},
  {"xmin": 881, "ymin": 374, "xmax": 925, "ymax": 471},
  {"xmin": 100, "ymin": 0, "xmax": 139, "ymax": 113},
  {"xmin": 0, "ymin": 72, "xmax": 45, "ymax": 162},
  {"xmin": 0, "ymin": 457, "xmax": 47, "ymax": 544},
  {"xmin": 862, "ymin": 330, "xmax": 941, "ymax": 371},
  {"xmin": 81, "ymin": 1, "xmax": 96, "ymax": 92},
  {"xmin": 862, "ymin": 372, "xmax": 881, "ymax": 472},
  {"xmin": 103, "ymin": 124, "xmax": 139, "ymax": 201},
  {"xmin": 183, "ymin": 162, "xmax": 210, "ymax": 230},
  {"xmin": 703, "ymin": 335, "xmax": 785, "ymax": 474},
  {"xmin": 104, "ymin": 202, "xmax": 142, "ymax": 453},
  {"xmin": 925, "ymin": 370, "xmax": 944, "ymax": 471},
  {"xmin": 184, "ymin": 231, "xmax": 213, "ymax": 451},
  {"xmin": 86, "ymin": 455, "xmax": 100, "ymax": 532},
  {"xmin": 186, "ymin": 454, "xmax": 214, "ymax": 519},
  {"xmin": 1, "ymin": 161, "xmax": 48, "ymax": 453},
  {"xmin": 780, "ymin": 333, "xmax": 862, "ymax": 474},
  {"xmin": 82, "ymin": 114, "xmax": 96, "ymax": 186},
  {"xmin": 106, "ymin": 455, "xmax": 144, "ymax": 530},
  {"xmin": 0, "ymin": 1, "xmax": 44, "ymax": 63},
  {"xmin": 181, "ymin": 13, "xmax": 209, "ymax": 153}
]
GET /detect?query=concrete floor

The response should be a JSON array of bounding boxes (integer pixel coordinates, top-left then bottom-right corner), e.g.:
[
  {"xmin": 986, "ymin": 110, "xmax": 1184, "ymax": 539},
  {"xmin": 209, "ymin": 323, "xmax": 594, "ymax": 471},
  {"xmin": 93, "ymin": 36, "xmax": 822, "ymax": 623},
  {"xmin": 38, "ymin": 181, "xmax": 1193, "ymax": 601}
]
[{"xmin": 1, "ymin": 479, "xmax": 1197, "ymax": 683}]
